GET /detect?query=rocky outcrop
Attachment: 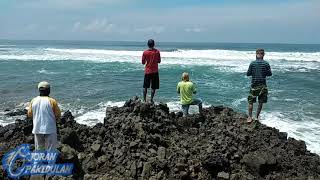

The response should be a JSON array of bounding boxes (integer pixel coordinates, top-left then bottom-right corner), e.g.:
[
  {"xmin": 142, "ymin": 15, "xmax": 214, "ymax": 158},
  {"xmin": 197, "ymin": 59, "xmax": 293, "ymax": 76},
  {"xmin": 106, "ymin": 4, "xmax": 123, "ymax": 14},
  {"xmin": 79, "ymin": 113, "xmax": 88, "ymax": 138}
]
[
  {"xmin": 4, "ymin": 108, "xmax": 27, "ymax": 116},
  {"xmin": 0, "ymin": 97, "xmax": 320, "ymax": 179}
]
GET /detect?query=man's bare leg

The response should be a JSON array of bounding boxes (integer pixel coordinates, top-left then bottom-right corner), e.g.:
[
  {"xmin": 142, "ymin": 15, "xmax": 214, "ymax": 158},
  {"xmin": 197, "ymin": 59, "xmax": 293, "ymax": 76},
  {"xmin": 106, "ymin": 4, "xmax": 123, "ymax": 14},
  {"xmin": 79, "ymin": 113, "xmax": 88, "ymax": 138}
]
[
  {"xmin": 256, "ymin": 102, "xmax": 264, "ymax": 120},
  {"xmin": 247, "ymin": 103, "xmax": 253, "ymax": 123},
  {"xmin": 151, "ymin": 89, "xmax": 156, "ymax": 103},
  {"xmin": 143, "ymin": 88, "xmax": 147, "ymax": 102}
]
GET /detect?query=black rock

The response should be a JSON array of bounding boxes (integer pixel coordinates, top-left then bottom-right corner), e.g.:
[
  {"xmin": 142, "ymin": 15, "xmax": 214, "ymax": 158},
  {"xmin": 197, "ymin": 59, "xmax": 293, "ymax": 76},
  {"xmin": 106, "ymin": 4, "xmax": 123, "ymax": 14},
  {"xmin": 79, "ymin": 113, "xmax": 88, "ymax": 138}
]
[
  {"xmin": 4, "ymin": 109, "xmax": 27, "ymax": 116},
  {"xmin": 4, "ymin": 130, "xmax": 14, "ymax": 140},
  {"xmin": 213, "ymin": 105, "xmax": 224, "ymax": 114},
  {"xmin": 60, "ymin": 110, "xmax": 75, "ymax": 124},
  {"xmin": 58, "ymin": 144, "xmax": 83, "ymax": 177},
  {"xmin": 0, "ymin": 97, "xmax": 319, "ymax": 179},
  {"xmin": 22, "ymin": 123, "xmax": 33, "ymax": 135},
  {"xmin": 217, "ymin": 171, "xmax": 230, "ymax": 180},
  {"xmin": 203, "ymin": 153, "xmax": 230, "ymax": 177},
  {"xmin": 60, "ymin": 127, "xmax": 83, "ymax": 151},
  {"xmin": 242, "ymin": 151, "xmax": 277, "ymax": 177}
]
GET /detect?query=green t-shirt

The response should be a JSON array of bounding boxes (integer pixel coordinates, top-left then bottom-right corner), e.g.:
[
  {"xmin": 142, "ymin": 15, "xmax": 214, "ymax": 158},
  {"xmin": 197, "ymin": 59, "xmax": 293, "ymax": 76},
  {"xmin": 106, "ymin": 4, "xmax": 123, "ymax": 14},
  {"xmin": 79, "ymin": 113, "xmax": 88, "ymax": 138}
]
[{"xmin": 177, "ymin": 81, "xmax": 196, "ymax": 105}]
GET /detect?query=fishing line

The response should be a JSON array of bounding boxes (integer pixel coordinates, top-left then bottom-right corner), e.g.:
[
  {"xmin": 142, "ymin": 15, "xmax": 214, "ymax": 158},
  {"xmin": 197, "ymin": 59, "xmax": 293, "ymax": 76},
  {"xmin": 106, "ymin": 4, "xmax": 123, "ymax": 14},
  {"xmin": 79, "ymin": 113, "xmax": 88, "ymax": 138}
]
[{"xmin": 238, "ymin": 51, "xmax": 254, "ymax": 81}]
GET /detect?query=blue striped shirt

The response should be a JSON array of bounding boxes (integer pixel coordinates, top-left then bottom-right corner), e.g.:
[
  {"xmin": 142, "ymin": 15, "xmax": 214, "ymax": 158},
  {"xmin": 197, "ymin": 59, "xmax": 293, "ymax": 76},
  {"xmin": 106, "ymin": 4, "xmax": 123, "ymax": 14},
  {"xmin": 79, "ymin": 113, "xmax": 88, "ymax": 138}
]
[{"xmin": 247, "ymin": 59, "xmax": 272, "ymax": 87}]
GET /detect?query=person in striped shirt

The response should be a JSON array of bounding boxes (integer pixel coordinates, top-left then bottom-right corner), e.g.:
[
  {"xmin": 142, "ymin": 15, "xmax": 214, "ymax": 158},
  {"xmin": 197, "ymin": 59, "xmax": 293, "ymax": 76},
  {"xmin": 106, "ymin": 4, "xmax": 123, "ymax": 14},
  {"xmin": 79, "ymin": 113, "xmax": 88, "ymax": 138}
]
[
  {"xmin": 27, "ymin": 81, "xmax": 61, "ymax": 151},
  {"xmin": 246, "ymin": 49, "xmax": 272, "ymax": 123}
]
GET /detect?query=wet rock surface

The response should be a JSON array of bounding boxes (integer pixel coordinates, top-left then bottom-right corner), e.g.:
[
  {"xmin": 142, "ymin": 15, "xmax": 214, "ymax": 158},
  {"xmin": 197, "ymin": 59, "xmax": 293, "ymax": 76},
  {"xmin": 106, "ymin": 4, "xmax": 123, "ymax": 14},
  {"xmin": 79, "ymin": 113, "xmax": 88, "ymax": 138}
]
[
  {"xmin": 1, "ymin": 97, "xmax": 320, "ymax": 179},
  {"xmin": 4, "ymin": 108, "xmax": 27, "ymax": 117}
]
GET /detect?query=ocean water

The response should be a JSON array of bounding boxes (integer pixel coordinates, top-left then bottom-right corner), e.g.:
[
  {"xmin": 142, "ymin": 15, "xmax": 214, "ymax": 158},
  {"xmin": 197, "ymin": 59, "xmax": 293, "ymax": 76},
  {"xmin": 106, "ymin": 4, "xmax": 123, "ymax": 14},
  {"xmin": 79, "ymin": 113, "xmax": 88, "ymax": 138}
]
[{"xmin": 0, "ymin": 40, "xmax": 319, "ymax": 154}]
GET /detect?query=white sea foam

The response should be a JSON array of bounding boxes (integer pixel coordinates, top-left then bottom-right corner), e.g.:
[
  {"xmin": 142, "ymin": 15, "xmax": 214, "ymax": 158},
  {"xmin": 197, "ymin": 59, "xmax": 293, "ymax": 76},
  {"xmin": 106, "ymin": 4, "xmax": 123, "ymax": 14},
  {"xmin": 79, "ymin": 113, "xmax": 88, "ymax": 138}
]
[
  {"xmin": 1, "ymin": 48, "xmax": 319, "ymax": 73},
  {"xmin": 166, "ymin": 101, "xmax": 183, "ymax": 112},
  {"xmin": 75, "ymin": 101, "xmax": 125, "ymax": 126},
  {"xmin": 0, "ymin": 102, "xmax": 30, "ymax": 126},
  {"xmin": 44, "ymin": 48, "xmax": 320, "ymax": 62},
  {"xmin": 37, "ymin": 69, "xmax": 59, "ymax": 75},
  {"xmin": 0, "ymin": 112, "xmax": 15, "ymax": 126},
  {"xmin": 261, "ymin": 112, "xmax": 320, "ymax": 155},
  {"xmin": 0, "ymin": 48, "xmax": 319, "ymax": 62},
  {"xmin": 231, "ymin": 98, "xmax": 247, "ymax": 107}
]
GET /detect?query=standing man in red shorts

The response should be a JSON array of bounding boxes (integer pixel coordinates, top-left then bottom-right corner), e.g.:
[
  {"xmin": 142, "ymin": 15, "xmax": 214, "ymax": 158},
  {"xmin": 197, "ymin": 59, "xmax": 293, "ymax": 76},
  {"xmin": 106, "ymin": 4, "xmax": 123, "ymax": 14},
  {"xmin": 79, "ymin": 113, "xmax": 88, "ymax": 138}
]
[{"xmin": 142, "ymin": 39, "xmax": 161, "ymax": 103}]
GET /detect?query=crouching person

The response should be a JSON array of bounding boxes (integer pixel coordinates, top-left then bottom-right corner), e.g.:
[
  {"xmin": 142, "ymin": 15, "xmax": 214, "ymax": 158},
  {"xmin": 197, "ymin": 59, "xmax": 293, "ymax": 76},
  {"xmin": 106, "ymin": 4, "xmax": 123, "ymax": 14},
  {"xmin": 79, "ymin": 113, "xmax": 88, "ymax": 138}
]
[
  {"xmin": 177, "ymin": 72, "xmax": 203, "ymax": 117},
  {"xmin": 27, "ymin": 81, "xmax": 61, "ymax": 151}
]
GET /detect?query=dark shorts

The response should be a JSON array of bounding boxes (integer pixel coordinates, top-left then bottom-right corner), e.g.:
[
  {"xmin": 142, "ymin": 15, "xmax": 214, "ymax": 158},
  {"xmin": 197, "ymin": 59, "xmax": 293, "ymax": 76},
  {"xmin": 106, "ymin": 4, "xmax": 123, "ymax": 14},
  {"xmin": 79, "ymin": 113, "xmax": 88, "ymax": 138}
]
[
  {"xmin": 143, "ymin": 72, "xmax": 159, "ymax": 89},
  {"xmin": 248, "ymin": 85, "xmax": 268, "ymax": 104}
]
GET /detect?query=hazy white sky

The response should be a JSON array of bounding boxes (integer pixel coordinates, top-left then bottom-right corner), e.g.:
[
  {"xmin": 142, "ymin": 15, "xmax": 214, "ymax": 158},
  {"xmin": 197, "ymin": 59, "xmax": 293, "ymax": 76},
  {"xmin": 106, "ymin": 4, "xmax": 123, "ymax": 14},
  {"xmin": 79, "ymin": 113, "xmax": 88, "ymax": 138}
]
[{"xmin": 0, "ymin": 0, "xmax": 319, "ymax": 43}]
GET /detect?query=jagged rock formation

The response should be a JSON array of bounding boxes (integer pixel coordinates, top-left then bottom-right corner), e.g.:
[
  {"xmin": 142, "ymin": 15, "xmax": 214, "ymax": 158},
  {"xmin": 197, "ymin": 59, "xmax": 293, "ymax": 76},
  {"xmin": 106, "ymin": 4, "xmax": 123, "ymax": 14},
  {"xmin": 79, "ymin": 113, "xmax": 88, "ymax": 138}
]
[{"xmin": 1, "ymin": 97, "xmax": 320, "ymax": 179}]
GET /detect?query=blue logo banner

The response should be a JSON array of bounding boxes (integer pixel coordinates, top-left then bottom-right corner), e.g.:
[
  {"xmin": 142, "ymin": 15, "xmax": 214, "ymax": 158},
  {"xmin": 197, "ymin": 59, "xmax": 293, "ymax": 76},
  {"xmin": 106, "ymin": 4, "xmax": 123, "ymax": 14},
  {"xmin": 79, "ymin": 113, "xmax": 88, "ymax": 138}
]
[{"xmin": 2, "ymin": 144, "xmax": 74, "ymax": 179}]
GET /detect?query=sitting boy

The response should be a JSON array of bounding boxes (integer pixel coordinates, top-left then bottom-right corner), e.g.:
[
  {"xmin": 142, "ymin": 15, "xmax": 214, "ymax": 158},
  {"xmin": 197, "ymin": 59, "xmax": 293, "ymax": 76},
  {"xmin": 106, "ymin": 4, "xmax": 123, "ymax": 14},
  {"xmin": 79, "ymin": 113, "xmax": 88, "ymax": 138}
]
[{"xmin": 177, "ymin": 72, "xmax": 203, "ymax": 117}]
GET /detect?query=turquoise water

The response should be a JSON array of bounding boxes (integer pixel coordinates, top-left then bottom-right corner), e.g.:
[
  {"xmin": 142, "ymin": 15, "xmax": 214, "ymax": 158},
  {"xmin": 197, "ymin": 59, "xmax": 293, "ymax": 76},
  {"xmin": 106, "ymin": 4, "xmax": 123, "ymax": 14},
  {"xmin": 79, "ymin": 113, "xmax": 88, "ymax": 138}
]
[{"xmin": 0, "ymin": 40, "xmax": 319, "ymax": 154}]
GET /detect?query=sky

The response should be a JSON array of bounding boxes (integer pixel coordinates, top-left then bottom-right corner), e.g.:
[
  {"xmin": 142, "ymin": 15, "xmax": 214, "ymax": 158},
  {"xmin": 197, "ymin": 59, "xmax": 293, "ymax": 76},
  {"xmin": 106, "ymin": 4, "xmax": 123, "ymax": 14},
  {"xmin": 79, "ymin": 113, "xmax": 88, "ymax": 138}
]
[{"xmin": 0, "ymin": 0, "xmax": 319, "ymax": 43}]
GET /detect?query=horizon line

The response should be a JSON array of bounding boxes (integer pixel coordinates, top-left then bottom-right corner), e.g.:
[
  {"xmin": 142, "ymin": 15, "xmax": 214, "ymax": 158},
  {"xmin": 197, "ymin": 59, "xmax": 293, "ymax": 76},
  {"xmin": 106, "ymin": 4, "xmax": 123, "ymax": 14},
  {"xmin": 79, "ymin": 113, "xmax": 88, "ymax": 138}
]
[{"xmin": 0, "ymin": 38, "xmax": 320, "ymax": 46}]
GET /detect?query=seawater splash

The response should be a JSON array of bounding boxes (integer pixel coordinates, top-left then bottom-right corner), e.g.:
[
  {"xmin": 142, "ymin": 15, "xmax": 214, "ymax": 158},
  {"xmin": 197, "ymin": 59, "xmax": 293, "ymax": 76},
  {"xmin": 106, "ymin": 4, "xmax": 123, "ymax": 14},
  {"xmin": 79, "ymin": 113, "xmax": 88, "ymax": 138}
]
[
  {"xmin": 75, "ymin": 101, "xmax": 125, "ymax": 126},
  {"xmin": 37, "ymin": 69, "xmax": 60, "ymax": 75},
  {"xmin": 1, "ymin": 47, "xmax": 319, "ymax": 73},
  {"xmin": 1, "ymin": 48, "xmax": 319, "ymax": 62},
  {"xmin": 261, "ymin": 111, "xmax": 320, "ymax": 155}
]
